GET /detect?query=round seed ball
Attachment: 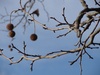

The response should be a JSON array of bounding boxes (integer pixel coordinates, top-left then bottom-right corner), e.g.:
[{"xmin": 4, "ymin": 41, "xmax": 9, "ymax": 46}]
[
  {"xmin": 30, "ymin": 33, "xmax": 38, "ymax": 41},
  {"xmin": 6, "ymin": 23, "xmax": 14, "ymax": 30},
  {"xmin": 9, "ymin": 31, "xmax": 16, "ymax": 38}
]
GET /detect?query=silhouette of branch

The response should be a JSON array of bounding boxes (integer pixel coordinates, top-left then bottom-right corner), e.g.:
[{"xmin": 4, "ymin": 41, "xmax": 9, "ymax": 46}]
[{"xmin": 94, "ymin": 0, "xmax": 100, "ymax": 6}]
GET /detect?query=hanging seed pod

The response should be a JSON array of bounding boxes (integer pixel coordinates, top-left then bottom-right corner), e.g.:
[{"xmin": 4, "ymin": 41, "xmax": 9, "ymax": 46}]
[
  {"xmin": 9, "ymin": 30, "xmax": 16, "ymax": 38},
  {"xmin": 32, "ymin": 9, "xmax": 39, "ymax": 17},
  {"xmin": 30, "ymin": 33, "xmax": 38, "ymax": 41},
  {"xmin": 6, "ymin": 23, "xmax": 14, "ymax": 30}
]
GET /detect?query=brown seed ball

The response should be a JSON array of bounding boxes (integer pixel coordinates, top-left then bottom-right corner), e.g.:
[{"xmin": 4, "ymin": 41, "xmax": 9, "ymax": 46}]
[
  {"xmin": 30, "ymin": 33, "xmax": 38, "ymax": 41},
  {"xmin": 9, "ymin": 31, "xmax": 16, "ymax": 38},
  {"xmin": 6, "ymin": 23, "xmax": 14, "ymax": 30}
]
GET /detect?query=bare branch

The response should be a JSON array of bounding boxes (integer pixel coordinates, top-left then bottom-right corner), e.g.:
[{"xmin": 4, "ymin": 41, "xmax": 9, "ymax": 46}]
[
  {"xmin": 94, "ymin": 0, "xmax": 100, "ymax": 6},
  {"xmin": 80, "ymin": 0, "xmax": 88, "ymax": 8},
  {"xmin": 0, "ymin": 0, "xmax": 100, "ymax": 75}
]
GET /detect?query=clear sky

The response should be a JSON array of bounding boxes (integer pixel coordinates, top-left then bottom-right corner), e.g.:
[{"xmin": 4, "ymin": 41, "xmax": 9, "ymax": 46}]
[{"xmin": 0, "ymin": 0, "xmax": 100, "ymax": 75}]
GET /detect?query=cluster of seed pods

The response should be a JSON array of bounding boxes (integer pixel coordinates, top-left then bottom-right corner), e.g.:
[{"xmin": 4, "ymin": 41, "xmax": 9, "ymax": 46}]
[
  {"xmin": 6, "ymin": 23, "xmax": 38, "ymax": 41},
  {"xmin": 6, "ymin": 23, "xmax": 15, "ymax": 38}
]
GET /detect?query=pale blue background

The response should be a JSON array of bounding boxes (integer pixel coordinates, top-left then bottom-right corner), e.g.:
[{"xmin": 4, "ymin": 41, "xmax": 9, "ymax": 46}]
[{"xmin": 0, "ymin": 0, "xmax": 100, "ymax": 75}]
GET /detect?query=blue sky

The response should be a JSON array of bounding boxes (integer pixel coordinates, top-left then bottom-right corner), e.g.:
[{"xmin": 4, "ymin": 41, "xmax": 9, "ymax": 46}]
[{"xmin": 0, "ymin": 0, "xmax": 100, "ymax": 75}]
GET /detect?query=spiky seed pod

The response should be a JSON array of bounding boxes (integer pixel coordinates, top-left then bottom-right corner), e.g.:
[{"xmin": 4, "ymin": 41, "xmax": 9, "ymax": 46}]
[
  {"xmin": 6, "ymin": 23, "xmax": 14, "ymax": 30},
  {"xmin": 9, "ymin": 31, "xmax": 16, "ymax": 38},
  {"xmin": 30, "ymin": 33, "xmax": 38, "ymax": 41}
]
